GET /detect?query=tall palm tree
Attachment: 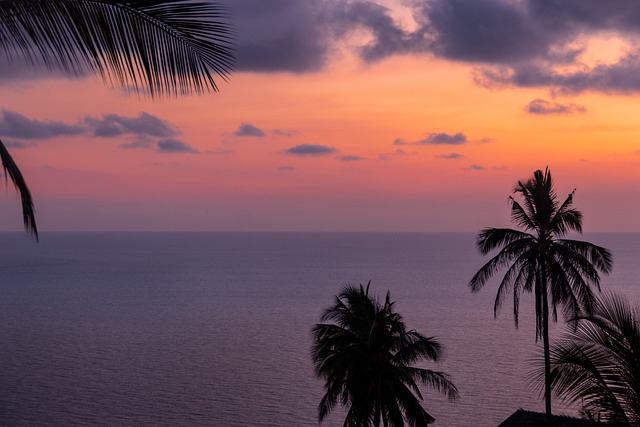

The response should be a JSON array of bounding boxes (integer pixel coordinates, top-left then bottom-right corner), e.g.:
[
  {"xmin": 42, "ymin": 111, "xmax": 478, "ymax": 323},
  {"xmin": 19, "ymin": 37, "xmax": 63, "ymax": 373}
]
[
  {"xmin": 311, "ymin": 282, "xmax": 458, "ymax": 426},
  {"xmin": 469, "ymin": 168, "xmax": 613, "ymax": 417},
  {"xmin": 0, "ymin": 0, "xmax": 234, "ymax": 239},
  {"xmin": 537, "ymin": 292, "xmax": 640, "ymax": 425}
]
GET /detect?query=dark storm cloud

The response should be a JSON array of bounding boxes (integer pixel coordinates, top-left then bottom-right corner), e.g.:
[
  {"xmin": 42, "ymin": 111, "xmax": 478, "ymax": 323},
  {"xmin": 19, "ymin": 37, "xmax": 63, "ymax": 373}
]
[
  {"xmin": 417, "ymin": 0, "xmax": 640, "ymax": 65},
  {"xmin": 525, "ymin": 99, "xmax": 586, "ymax": 115},
  {"xmin": 284, "ymin": 144, "xmax": 337, "ymax": 156},
  {"xmin": 234, "ymin": 122, "xmax": 266, "ymax": 137},
  {"xmin": 251, "ymin": 1, "xmax": 640, "ymax": 76},
  {"xmin": 418, "ymin": 0, "xmax": 640, "ymax": 94},
  {"xmin": 156, "ymin": 138, "xmax": 198, "ymax": 153},
  {"xmin": 227, "ymin": 0, "xmax": 640, "ymax": 95},
  {"xmin": 228, "ymin": 0, "xmax": 640, "ymax": 95},
  {"xmin": 328, "ymin": 1, "xmax": 429, "ymax": 63},
  {"xmin": 421, "ymin": 0, "xmax": 555, "ymax": 64},
  {"xmin": 85, "ymin": 112, "xmax": 179, "ymax": 138},
  {"xmin": 231, "ymin": 0, "xmax": 330, "ymax": 72},
  {"xmin": 475, "ymin": 53, "xmax": 640, "ymax": 95},
  {"xmin": 526, "ymin": 1, "xmax": 640, "ymax": 33},
  {"xmin": 230, "ymin": 0, "xmax": 435, "ymax": 71},
  {"xmin": 3, "ymin": 0, "xmax": 640, "ymax": 95},
  {"xmin": 0, "ymin": 109, "xmax": 85, "ymax": 139}
]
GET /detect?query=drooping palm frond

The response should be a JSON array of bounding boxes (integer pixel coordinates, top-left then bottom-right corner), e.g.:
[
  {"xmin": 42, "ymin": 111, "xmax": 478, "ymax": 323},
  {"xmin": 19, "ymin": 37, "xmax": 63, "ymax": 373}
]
[
  {"xmin": 475, "ymin": 227, "xmax": 532, "ymax": 255},
  {"xmin": 532, "ymin": 292, "xmax": 640, "ymax": 425},
  {"xmin": 470, "ymin": 231, "xmax": 533, "ymax": 293},
  {"xmin": 556, "ymin": 239, "xmax": 613, "ymax": 275},
  {"xmin": 312, "ymin": 283, "xmax": 458, "ymax": 426},
  {"xmin": 0, "ymin": 0, "xmax": 234, "ymax": 97},
  {"xmin": 0, "ymin": 139, "xmax": 37, "ymax": 240}
]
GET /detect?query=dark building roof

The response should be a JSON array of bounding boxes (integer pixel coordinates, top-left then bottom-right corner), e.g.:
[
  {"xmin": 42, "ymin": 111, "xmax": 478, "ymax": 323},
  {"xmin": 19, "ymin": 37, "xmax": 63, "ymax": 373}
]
[{"xmin": 498, "ymin": 409, "xmax": 616, "ymax": 427}]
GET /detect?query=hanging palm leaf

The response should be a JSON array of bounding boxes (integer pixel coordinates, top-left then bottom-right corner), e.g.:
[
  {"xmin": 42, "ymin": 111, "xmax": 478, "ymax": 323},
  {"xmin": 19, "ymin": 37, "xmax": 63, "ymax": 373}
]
[
  {"xmin": 0, "ymin": 0, "xmax": 234, "ymax": 97},
  {"xmin": 0, "ymin": 139, "xmax": 37, "ymax": 239},
  {"xmin": 532, "ymin": 292, "xmax": 640, "ymax": 425}
]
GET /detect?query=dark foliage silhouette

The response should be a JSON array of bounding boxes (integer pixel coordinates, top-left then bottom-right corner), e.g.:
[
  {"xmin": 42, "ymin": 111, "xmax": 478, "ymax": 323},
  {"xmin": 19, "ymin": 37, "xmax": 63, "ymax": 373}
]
[
  {"xmin": 0, "ymin": 0, "xmax": 234, "ymax": 238},
  {"xmin": 312, "ymin": 282, "xmax": 458, "ymax": 426},
  {"xmin": 469, "ymin": 167, "xmax": 612, "ymax": 417},
  {"xmin": 533, "ymin": 292, "xmax": 640, "ymax": 425}
]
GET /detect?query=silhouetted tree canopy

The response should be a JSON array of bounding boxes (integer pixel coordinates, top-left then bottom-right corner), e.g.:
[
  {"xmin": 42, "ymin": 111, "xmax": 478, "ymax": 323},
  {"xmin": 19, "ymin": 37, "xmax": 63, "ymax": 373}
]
[{"xmin": 312, "ymin": 282, "xmax": 458, "ymax": 426}]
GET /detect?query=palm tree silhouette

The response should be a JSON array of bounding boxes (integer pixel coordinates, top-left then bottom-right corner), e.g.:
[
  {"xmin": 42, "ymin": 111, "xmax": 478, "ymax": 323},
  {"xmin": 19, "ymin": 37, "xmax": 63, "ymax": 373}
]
[
  {"xmin": 0, "ymin": 0, "xmax": 234, "ymax": 239},
  {"xmin": 469, "ymin": 167, "xmax": 612, "ymax": 417},
  {"xmin": 537, "ymin": 292, "xmax": 640, "ymax": 425},
  {"xmin": 312, "ymin": 282, "xmax": 458, "ymax": 426}
]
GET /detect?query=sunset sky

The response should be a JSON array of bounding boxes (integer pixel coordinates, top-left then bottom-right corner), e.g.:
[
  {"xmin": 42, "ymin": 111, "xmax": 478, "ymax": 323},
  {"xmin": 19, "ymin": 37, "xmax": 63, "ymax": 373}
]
[{"xmin": 2, "ymin": 0, "xmax": 640, "ymax": 232}]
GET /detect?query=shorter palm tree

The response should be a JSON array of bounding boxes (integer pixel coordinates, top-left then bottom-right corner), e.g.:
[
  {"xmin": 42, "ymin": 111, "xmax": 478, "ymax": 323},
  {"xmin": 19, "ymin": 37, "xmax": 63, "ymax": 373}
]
[
  {"xmin": 311, "ymin": 282, "xmax": 458, "ymax": 426},
  {"xmin": 533, "ymin": 292, "xmax": 640, "ymax": 425}
]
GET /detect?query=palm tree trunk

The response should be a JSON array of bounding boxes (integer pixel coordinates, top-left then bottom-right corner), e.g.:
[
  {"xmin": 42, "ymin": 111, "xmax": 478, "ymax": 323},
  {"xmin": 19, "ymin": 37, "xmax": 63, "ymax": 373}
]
[{"xmin": 542, "ymin": 279, "xmax": 552, "ymax": 418}]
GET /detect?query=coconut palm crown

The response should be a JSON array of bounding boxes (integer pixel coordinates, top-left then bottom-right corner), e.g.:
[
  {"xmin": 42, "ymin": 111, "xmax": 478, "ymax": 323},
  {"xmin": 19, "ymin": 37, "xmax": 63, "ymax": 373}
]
[
  {"xmin": 469, "ymin": 167, "xmax": 613, "ymax": 417},
  {"xmin": 312, "ymin": 282, "xmax": 458, "ymax": 426},
  {"xmin": 540, "ymin": 292, "xmax": 640, "ymax": 425},
  {"xmin": 0, "ymin": 0, "xmax": 235, "ymax": 239}
]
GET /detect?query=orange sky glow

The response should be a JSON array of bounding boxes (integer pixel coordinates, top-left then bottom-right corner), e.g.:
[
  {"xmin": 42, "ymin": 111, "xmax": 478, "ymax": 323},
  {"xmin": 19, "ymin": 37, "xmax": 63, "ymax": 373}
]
[{"xmin": 2, "ymin": 1, "xmax": 640, "ymax": 232}]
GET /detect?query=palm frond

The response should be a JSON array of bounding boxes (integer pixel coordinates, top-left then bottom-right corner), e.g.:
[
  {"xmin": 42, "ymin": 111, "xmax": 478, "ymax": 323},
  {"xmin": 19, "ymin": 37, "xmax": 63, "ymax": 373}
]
[
  {"xmin": 469, "ymin": 236, "xmax": 533, "ymax": 292},
  {"xmin": 392, "ymin": 381, "xmax": 435, "ymax": 426},
  {"xmin": 547, "ymin": 255, "xmax": 583, "ymax": 326},
  {"xmin": 475, "ymin": 227, "xmax": 532, "ymax": 254},
  {"xmin": 557, "ymin": 239, "xmax": 613, "ymax": 275},
  {"xmin": 406, "ymin": 367, "xmax": 459, "ymax": 401},
  {"xmin": 0, "ymin": 0, "xmax": 234, "ymax": 97},
  {"xmin": 531, "ymin": 292, "xmax": 640, "ymax": 424},
  {"xmin": 515, "ymin": 168, "xmax": 558, "ymax": 230},
  {"xmin": 392, "ymin": 331, "xmax": 441, "ymax": 365},
  {"xmin": 550, "ymin": 189, "xmax": 583, "ymax": 235},
  {"xmin": 492, "ymin": 252, "xmax": 532, "ymax": 321},
  {"xmin": 510, "ymin": 197, "xmax": 536, "ymax": 231},
  {"xmin": 0, "ymin": 139, "xmax": 37, "ymax": 239}
]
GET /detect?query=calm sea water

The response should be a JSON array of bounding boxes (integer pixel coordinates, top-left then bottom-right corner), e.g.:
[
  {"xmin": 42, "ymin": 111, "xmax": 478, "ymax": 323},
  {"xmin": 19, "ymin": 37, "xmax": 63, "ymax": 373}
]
[{"xmin": 1, "ymin": 232, "xmax": 639, "ymax": 426}]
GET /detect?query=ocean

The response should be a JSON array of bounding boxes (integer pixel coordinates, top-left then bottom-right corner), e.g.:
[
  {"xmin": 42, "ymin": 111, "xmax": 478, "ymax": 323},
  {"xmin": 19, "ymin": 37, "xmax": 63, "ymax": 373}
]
[{"xmin": 1, "ymin": 232, "xmax": 638, "ymax": 426}]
